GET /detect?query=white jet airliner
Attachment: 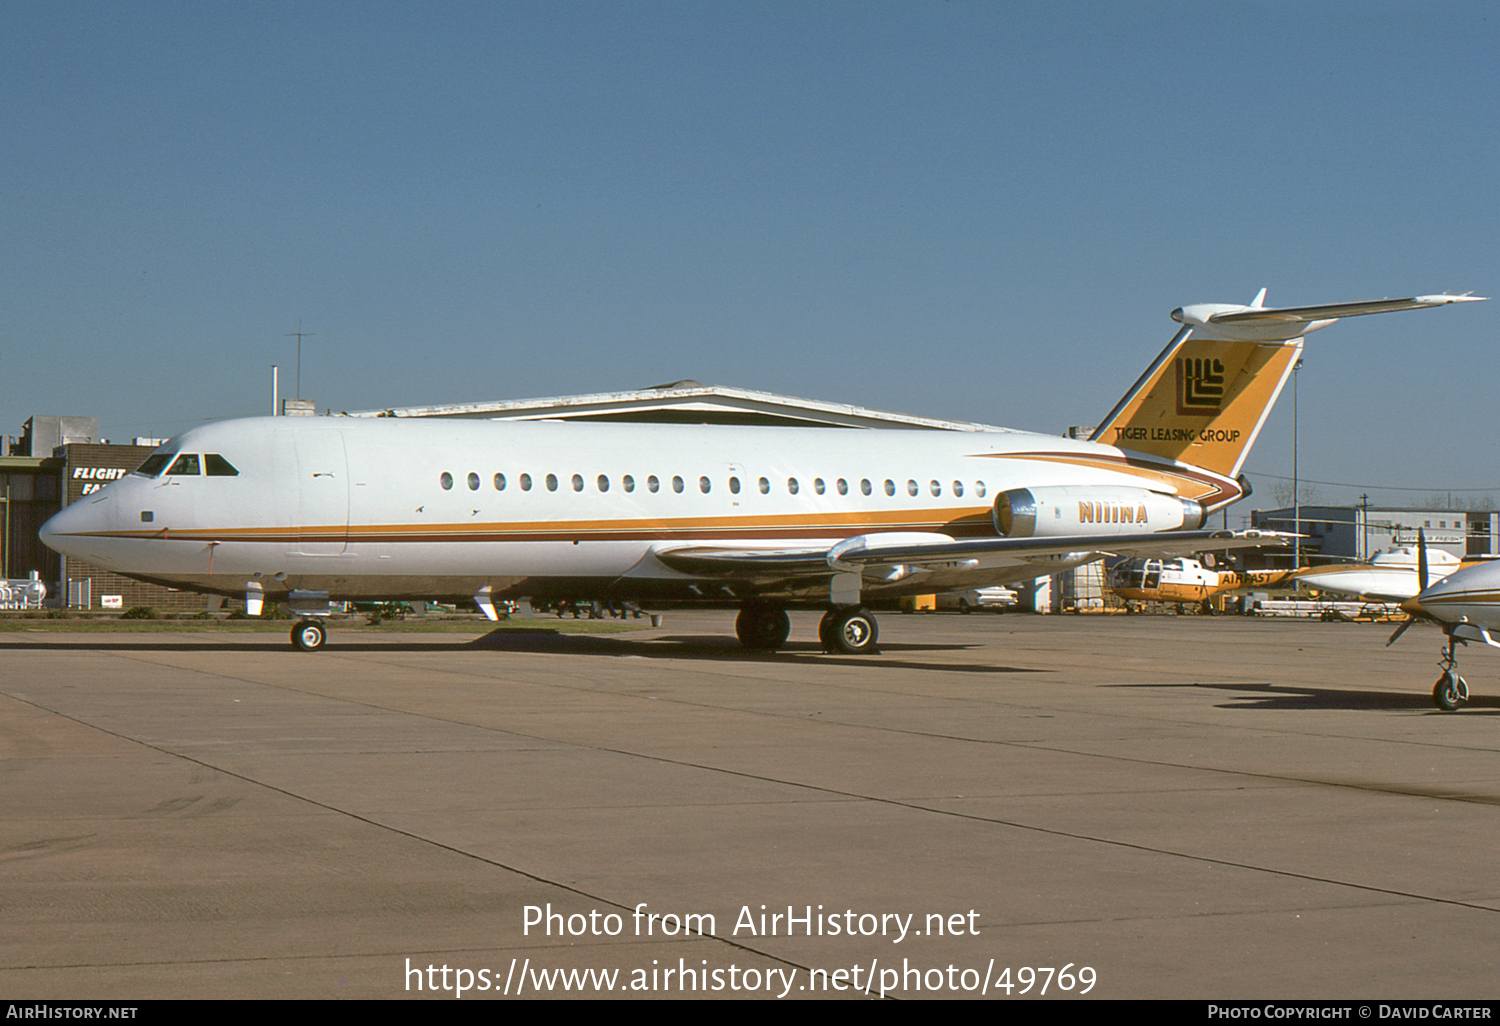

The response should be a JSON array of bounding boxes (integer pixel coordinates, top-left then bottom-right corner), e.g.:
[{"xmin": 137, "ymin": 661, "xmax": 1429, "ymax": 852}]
[{"xmin": 40, "ymin": 292, "xmax": 1482, "ymax": 653}]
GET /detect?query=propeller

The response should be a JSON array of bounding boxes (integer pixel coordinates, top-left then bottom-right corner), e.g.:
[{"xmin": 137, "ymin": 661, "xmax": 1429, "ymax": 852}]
[{"xmin": 1387, "ymin": 528, "xmax": 1431, "ymax": 646}]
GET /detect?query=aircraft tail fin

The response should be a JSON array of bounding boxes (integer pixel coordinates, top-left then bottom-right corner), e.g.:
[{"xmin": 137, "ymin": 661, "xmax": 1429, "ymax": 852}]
[
  {"xmin": 1091, "ymin": 292, "xmax": 1484, "ymax": 479},
  {"xmin": 1089, "ymin": 326, "xmax": 1300, "ymax": 479}
]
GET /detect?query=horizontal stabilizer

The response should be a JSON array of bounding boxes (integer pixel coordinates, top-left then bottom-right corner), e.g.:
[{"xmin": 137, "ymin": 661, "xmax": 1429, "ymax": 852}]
[{"xmin": 1172, "ymin": 293, "xmax": 1485, "ymax": 342}]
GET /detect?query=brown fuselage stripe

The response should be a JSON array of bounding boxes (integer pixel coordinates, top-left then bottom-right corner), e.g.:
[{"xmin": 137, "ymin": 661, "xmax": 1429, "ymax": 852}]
[
  {"xmin": 979, "ymin": 451, "xmax": 1243, "ymax": 506},
  {"xmin": 58, "ymin": 511, "xmax": 1001, "ymax": 545}
]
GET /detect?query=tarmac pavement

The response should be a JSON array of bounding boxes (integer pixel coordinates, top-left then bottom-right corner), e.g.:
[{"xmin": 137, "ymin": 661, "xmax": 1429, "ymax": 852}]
[{"xmin": 2, "ymin": 610, "xmax": 1498, "ymax": 1000}]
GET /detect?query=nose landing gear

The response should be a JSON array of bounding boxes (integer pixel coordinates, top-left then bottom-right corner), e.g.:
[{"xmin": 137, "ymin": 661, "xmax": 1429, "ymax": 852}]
[
  {"xmin": 291, "ymin": 619, "xmax": 326, "ymax": 651},
  {"xmin": 1431, "ymin": 638, "xmax": 1468, "ymax": 711},
  {"xmin": 1433, "ymin": 670, "xmax": 1468, "ymax": 711}
]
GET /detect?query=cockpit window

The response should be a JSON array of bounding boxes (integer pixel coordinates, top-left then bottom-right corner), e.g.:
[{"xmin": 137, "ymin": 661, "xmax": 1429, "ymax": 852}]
[
  {"xmin": 165, "ymin": 454, "xmax": 201, "ymax": 476},
  {"xmin": 204, "ymin": 453, "xmax": 239, "ymax": 477},
  {"xmin": 133, "ymin": 453, "xmax": 175, "ymax": 477}
]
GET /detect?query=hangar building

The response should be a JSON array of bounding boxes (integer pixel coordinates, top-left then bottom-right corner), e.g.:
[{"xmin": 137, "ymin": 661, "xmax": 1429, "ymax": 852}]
[
  {"xmin": 1250, "ymin": 504, "xmax": 1500, "ymax": 566},
  {"xmin": 341, "ymin": 380, "xmax": 1007, "ymax": 431}
]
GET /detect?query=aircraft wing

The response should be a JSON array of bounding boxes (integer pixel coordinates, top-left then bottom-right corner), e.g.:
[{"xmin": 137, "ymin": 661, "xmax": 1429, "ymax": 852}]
[{"xmin": 652, "ymin": 529, "xmax": 1293, "ymax": 577}]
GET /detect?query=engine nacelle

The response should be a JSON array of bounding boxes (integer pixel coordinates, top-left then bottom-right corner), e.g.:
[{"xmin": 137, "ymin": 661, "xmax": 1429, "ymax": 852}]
[{"xmin": 993, "ymin": 486, "xmax": 1206, "ymax": 538}]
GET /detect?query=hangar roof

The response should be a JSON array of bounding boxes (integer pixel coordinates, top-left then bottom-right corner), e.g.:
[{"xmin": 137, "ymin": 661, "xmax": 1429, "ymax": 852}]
[{"xmin": 343, "ymin": 381, "xmax": 1010, "ymax": 432}]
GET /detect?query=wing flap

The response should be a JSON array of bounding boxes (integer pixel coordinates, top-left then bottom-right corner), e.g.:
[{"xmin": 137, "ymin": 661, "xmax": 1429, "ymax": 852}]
[{"xmin": 652, "ymin": 530, "xmax": 1294, "ymax": 578}]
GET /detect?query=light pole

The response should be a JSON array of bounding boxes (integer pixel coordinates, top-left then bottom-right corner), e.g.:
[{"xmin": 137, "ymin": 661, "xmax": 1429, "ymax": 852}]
[
  {"xmin": 1292, "ymin": 358, "xmax": 1302, "ymax": 570},
  {"xmin": 1, "ymin": 481, "xmax": 9, "ymax": 580},
  {"xmin": 1359, "ymin": 493, "xmax": 1369, "ymax": 562}
]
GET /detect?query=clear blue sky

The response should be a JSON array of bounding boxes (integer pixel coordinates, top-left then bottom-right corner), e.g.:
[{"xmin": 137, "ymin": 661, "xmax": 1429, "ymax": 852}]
[{"xmin": 5, "ymin": 1, "xmax": 1496, "ymax": 511}]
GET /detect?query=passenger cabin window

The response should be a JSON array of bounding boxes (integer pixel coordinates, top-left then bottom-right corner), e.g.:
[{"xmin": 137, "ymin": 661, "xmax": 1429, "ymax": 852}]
[
  {"xmin": 520, "ymin": 473, "xmax": 532, "ymax": 491},
  {"xmin": 468, "ymin": 472, "xmax": 480, "ymax": 491},
  {"xmin": 204, "ymin": 454, "xmax": 239, "ymax": 477},
  {"xmin": 167, "ymin": 454, "xmax": 201, "ymax": 476},
  {"xmin": 494, "ymin": 473, "xmax": 507, "ymax": 490},
  {"xmin": 134, "ymin": 453, "xmax": 174, "ymax": 477},
  {"xmin": 440, "ymin": 472, "xmax": 453, "ymax": 490}
]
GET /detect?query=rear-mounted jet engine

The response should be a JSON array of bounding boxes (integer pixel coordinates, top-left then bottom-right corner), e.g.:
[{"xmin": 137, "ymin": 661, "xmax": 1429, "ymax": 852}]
[{"xmin": 993, "ymin": 486, "xmax": 1206, "ymax": 538}]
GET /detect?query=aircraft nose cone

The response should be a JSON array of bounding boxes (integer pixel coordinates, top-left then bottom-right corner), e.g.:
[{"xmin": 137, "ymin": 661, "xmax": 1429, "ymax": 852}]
[
  {"xmin": 39, "ymin": 494, "xmax": 110, "ymax": 559},
  {"xmin": 38, "ymin": 507, "xmax": 68, "ymax": 553}
]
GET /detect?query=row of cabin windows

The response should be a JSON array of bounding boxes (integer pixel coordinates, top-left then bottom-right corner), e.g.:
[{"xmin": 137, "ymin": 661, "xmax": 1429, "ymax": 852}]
[{"xmin": 438, "ymin": 471, "xmax": 988, "ymax": 500}]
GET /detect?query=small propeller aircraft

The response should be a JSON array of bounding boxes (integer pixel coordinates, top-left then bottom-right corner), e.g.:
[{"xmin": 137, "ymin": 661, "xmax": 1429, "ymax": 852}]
[
  {"xmin": 1387, "ymin": 531, "xmax": 1500, "ymax": 710},
  {"xmin": 1292, "ymin": 545, "xmax": 1463, "ymax": 603}
]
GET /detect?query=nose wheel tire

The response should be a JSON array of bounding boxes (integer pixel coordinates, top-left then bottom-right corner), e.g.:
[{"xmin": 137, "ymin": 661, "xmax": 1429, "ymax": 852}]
[
  {"xmin": 291, "ymin": 620, "xmax": 327, "ymax": 652},
  {"xmin": 820, "ymin": 607, "xmax": 879, "ymax": 655},
  {"xmin": 1432, "ymin": 671, "xmax": 1468, "ymax": 711}
]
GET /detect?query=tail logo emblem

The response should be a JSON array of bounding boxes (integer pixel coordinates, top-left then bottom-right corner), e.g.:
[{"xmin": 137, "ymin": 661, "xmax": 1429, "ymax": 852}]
[{"xmin": 1176, "ymin": 357, "xmax": 1226, "ymax": 415}]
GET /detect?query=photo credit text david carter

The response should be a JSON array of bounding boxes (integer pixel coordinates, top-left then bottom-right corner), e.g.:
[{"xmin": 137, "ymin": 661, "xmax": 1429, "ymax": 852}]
[
  {"xmin": 402, "ymin": 902, "xmax": 1098, "ymax": 997},
  {"xmin": 1209, "ymin": 1006, "xmax": 1492, "ymax": 1020}
]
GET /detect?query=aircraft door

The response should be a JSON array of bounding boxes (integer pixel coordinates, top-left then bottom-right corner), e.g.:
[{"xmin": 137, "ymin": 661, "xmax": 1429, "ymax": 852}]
[{"xmin": 293, "ymin": 430, "xmax": 350, "ymax": 555}]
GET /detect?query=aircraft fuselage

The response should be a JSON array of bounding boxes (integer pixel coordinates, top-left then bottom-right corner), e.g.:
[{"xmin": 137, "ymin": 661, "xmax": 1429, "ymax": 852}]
[{"xmin": 41, "ymin": 416, "xmax": 1240, "ymax": 606}]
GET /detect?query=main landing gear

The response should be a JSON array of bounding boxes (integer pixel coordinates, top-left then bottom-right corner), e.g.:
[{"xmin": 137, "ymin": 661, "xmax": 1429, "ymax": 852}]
[
  {"xmin": 818, "ymin": 606, "xmax": 879, "ymax": 655},
  {"xmin": 733, "ymin": 602, "xmax": 881, "ymax": 655},
  {"xmin": 735, "ymin": 602, "xmax": 791, "ymax": 651},
  {"xmin": 291, "ymin": 619, "xmax": 327, "ymax": 652}
]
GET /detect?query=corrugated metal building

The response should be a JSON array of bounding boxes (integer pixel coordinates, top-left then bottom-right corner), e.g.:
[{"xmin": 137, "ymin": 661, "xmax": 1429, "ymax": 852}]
[{"xmin": 1250, "ymin": 504, "xmax": 1499, "ymax": 566}]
